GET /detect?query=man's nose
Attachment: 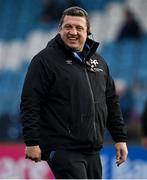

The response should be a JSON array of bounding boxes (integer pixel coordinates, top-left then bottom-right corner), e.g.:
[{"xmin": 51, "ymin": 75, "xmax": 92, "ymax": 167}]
[{"xmin": 69, "ymin": 28, "xmax": 77, "ymax": 35}]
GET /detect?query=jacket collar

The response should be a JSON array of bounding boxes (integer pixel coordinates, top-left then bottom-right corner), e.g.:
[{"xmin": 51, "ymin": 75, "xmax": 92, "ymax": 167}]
[{"xmin": 54, "ymin": 34, "xmax": 99, "ymax": 61}]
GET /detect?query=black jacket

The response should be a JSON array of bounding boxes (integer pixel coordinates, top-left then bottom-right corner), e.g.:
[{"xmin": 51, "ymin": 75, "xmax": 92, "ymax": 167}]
[{"xmin": 20, "ymin": 34, "xmax": 127, "ymax": 158}]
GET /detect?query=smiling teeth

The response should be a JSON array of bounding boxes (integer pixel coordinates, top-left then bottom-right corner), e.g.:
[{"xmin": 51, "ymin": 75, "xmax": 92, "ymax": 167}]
[{"xmin": 69, "ymin": 38, "xmax": 77, "ymax": 40}]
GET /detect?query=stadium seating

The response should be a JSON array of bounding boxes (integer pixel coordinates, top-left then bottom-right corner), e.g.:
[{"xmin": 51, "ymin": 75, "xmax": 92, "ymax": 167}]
[{"xmin": 0, "ymin": 0, "xmax": 147, "ymax": 141}]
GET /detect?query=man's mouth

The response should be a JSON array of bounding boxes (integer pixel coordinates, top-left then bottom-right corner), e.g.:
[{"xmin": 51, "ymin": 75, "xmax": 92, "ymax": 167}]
[
  {"xmin": 68, "ymin": 38, "xmax": 78, "ymax": 44},
  {"xmin": 68, "ymin": 36, "xmax": 78, "ymax": 41}
]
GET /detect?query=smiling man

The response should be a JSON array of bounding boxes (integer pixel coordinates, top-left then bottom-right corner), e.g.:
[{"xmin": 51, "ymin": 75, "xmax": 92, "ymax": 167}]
[
  {"xmin": 59, "ymin": 15, "xmax": 87, "ymax": 51},
  {"xmin": 20, "ymin": 6, "xmax": 128, "ymax": 179}
]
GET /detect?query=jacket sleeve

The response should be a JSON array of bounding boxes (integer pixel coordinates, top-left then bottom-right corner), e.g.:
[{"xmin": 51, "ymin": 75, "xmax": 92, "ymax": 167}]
[
  {"xmin": 105, "ymin": 66, "xmax": 127, "ymax": 142},
  {"xmin": 20, "ymin": 55, "xmax": 53, "ymax": 146}
]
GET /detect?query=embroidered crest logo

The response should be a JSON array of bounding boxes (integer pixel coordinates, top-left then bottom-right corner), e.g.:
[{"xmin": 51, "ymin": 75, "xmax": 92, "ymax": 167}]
[
  {"xmin": 86, "ymin": 59, "xmax": 103, "ymax": 72},
  {"xmin": 90, "ymin": 59, "xmax": 99, "ymax": 66}
]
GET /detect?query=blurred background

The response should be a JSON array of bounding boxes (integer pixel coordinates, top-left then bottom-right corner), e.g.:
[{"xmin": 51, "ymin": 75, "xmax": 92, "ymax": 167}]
[{"xmin": 0, "ymin": 0, "xmax": 147, "ymax": 178}]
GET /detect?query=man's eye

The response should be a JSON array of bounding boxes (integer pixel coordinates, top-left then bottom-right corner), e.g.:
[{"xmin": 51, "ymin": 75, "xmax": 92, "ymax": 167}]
[
  {"xmin": 77, "ymin": 27, "xmax": 83, "ymax": 31},
  {"xmin": 64, "ymin": 25, "xmax": 71, "ymax": 29}
]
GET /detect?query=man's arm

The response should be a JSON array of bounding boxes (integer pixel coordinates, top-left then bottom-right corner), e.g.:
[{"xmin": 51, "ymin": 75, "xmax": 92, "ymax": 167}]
[
  {"xmin": 105, "ymin": 65, "xmax": 128, "ymax": 166},
  {"xmin": 20, "ymin": 55, "xmax": 52, "ymax": 162},
  {"xmin": 20, "ymin": 57, "xmax": 43, "ymax": 147},
  {"xmin": 106, "ymin": 72, "xmax": 127, "ymax": 143}
]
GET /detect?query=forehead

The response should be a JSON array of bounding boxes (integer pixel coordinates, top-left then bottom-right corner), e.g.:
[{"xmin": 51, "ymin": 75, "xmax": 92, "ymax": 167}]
[{"xmin": 62, "ymin": 15, "xmax": 87, "ymax": 27}]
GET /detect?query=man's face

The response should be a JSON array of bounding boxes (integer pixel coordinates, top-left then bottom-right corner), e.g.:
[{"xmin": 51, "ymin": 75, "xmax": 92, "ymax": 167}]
[{"xmin": 59, "ymin": 15, "xmax": 88, "ymax": 52}]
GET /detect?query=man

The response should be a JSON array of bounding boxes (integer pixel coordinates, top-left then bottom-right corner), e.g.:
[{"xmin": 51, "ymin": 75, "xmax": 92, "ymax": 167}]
[
  {"xmin": 141, "ymin": 101, "xmax": 147, "ymax": 148},
  {"xmin": 20, "ymin": 6, "xmax": 128, "ymax": 179}
]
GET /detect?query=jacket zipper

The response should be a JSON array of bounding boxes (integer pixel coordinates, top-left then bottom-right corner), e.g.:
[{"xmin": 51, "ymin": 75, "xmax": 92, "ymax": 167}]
[{"xmin": 84, "ymin": 68, "xmax": 97, "ymax": 139}]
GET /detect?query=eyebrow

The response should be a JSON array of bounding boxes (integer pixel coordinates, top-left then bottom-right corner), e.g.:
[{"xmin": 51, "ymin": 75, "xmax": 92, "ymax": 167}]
[{"xmin": 64, "ymin": 23, "xmax": 86, "ymax": 28}]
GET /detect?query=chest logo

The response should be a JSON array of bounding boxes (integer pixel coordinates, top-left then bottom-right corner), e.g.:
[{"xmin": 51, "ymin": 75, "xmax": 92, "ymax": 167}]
[
  {"xmin": 90, "ymin": 59, "xmax": 99, "ymax": 66},
  {"xmin": 86, "ymin": 59, "xmax": 103, "ymax": 72}
]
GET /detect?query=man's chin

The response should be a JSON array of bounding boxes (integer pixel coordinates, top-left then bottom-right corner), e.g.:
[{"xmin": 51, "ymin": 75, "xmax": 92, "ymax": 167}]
[{"xmin": 69, "ymin": 45, "xmax": 80, "ymax": 51}]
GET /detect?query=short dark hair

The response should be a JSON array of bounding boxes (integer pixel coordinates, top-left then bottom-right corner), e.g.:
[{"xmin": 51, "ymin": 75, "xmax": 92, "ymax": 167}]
[{"xmin": 59, "ymin": 6, "xmax": 90, "ymax": 34}]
